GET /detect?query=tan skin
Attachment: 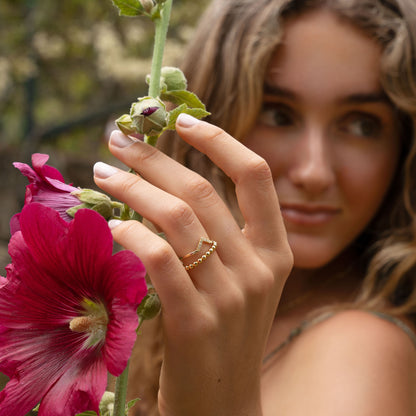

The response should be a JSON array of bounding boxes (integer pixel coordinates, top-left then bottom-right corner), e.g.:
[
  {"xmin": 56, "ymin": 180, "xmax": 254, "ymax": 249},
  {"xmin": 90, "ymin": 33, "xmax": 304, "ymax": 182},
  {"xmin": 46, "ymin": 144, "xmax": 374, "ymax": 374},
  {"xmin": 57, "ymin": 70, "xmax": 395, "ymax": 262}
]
[
  {"xmin": 94, "ymin": 9, "xmax": 416, "ymax": 416},
  {"xmin": 248, "ymin": 10, "xmax": 401, "ymax": 344}
]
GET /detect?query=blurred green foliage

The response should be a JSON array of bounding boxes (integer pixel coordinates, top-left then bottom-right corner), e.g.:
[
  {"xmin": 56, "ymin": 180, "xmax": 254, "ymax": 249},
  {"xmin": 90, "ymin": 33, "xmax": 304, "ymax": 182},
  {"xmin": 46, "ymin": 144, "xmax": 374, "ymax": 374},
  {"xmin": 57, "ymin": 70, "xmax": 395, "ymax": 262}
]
[{"xmin": 0, "ymin": 0, "xmax": 210, "ymax": 156}]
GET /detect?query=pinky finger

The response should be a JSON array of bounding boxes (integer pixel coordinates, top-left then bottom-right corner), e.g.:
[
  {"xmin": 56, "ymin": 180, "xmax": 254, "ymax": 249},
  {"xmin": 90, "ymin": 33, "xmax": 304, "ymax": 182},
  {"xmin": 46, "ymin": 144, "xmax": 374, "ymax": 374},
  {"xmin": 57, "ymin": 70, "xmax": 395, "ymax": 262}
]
[{"xmin": 109, "ymin": 219, "xmax": 199, "ymax": 314}]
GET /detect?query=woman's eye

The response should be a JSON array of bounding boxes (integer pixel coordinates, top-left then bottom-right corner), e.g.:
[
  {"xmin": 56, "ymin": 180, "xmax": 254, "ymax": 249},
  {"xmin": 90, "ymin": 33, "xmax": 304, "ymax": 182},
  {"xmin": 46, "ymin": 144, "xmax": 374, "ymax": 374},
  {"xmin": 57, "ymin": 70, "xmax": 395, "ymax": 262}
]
[
  {"xmin": 258, "ymin": 104, "xmax": 294, "ymax": 127},
  {"xmin": 339, "ymin": 114, "xmax": 382, "ymax": 138}
]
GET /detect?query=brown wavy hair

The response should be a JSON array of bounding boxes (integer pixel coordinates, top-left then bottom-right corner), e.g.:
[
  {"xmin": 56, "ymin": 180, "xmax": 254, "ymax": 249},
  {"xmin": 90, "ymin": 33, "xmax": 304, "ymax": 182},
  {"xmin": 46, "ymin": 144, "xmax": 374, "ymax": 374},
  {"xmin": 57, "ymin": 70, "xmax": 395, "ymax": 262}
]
[{"xmin": 128, "ymin": 1, "xmax": 416, "ymax": 414}]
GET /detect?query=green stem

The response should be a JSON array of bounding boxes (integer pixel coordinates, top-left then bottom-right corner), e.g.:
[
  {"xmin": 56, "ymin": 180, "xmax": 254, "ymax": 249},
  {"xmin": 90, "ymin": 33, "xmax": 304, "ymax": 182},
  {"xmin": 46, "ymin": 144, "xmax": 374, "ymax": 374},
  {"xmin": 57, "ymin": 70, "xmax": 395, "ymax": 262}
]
[
  {"xmin": 113, "ymin": 361, "xmax": 130, "ymax": 416},
  {"xmin": 148, "ymin": 0, "xmax": 172, "ymax": 98},
  {"xmin": 145, "ymin": 0, "xmax": 172, "ymax": 145}
]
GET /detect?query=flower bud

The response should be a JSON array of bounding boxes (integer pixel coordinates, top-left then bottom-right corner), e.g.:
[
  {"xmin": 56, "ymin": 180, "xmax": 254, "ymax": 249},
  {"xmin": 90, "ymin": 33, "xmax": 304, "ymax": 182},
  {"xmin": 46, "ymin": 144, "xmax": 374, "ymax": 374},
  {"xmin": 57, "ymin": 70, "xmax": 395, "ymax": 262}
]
[
  {"xmin": 67, "ymin": 189, "xmax": 114, "ymax": 220},
  {"xmin": 73, "ymin": 189, "xmax": 112, "ymax": 206},
  {"xmin": 115, "ymin": 114, "xmax": 136, "ymax": 136},
  {"xmin": 140, "ymin": 0, "xmax": 154, "ymax": 13},
  {"xmin": 137, "ymin": 286, "xmax": 161, "ymax": 321},
  {"xmin": 130, "ymin": 96, "xmax": 167, "ymax": 137},
  {"xmin": 161, "ymin": 66, "xmax": 187, "ymax": 91},
  {"xmin": 91, "ymin": 201, "xmax": 114, "ymax": 220},
  {"xmin": 99, "ymin": 391, "xmax": 115, "ymax": 416}
]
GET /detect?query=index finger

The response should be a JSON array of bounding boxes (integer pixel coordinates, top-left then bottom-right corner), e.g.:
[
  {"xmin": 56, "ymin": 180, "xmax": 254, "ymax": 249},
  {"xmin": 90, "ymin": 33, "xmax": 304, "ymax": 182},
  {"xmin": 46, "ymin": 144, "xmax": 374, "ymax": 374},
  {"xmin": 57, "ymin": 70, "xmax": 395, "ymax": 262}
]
[{"xmin": 175, "ymin": 113, "xmax": 287, "ymax": 252}]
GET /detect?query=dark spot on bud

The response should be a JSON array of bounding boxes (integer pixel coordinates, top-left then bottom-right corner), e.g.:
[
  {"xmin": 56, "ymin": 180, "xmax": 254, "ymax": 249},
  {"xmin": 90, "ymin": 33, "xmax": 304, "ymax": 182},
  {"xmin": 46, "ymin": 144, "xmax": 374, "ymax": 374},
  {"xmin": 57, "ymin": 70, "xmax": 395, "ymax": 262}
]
[{"xmin": 142, "ymin": 107, "xmax": 159, "ymax": 116}]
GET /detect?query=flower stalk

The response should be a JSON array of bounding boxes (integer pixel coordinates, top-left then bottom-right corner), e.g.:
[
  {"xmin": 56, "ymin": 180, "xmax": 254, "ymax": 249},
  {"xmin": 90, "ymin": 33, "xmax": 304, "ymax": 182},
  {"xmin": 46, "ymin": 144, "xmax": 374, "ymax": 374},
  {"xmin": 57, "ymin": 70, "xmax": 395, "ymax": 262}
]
[
  {"xmin": 113, "ymin": 362, "xmax": 130, "ymax": 416},
  {"xmin": 145, "ymin": 0, "xmax": 172, "ymax": 146}
]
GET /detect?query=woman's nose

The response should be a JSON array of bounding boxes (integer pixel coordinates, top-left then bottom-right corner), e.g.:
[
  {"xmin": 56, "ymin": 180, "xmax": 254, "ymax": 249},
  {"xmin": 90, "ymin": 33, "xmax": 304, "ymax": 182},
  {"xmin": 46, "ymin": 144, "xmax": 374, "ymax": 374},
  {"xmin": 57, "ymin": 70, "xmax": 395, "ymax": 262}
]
[{"xmin": 288, "ymin": 129, "xmax": 335, "ymax": 195}]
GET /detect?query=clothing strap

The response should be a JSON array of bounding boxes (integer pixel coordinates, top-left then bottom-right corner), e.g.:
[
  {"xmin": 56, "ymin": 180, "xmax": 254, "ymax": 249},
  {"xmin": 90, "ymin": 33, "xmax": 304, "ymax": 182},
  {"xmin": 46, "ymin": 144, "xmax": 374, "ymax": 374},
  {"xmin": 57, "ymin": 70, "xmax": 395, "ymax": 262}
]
[
  {"xmin": 369, "ymin": 310, "xmax": 416, "ymax": 348},
  {"xmin": 262, "ymin": 309, "xmax": 416, "ymax": 365}
]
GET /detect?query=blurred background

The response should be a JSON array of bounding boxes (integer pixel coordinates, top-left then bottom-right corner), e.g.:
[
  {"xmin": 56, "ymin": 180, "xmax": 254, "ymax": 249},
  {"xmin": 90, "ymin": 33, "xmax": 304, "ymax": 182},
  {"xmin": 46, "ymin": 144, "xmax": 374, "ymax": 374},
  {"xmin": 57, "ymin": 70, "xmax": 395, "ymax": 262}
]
[
  {"xmin": 0, "ymin": 0, "xmax": 210, "ymax": 269},
  {"xmin": 0, "ymin": 0, "xmax": 210, "ymax": 405}
]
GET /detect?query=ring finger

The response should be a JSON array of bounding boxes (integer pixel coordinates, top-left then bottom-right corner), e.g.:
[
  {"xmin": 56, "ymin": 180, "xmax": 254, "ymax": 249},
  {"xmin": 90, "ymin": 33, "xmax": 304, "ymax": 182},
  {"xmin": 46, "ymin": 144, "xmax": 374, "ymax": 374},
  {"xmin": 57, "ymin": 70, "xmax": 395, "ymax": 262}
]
[{"xmin": 93, "ymin": 163, "xmax": 224, "ymax": 288}]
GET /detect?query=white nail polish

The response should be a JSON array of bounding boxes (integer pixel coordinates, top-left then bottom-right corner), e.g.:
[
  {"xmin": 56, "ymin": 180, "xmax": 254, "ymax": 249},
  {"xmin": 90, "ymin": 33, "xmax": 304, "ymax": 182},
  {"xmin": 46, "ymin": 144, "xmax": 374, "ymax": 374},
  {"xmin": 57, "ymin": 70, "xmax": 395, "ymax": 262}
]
[
  {"xmin": 110, "ymin": 131, "xmax": 135, "ymax": 148},
  {"xmin": 93, "ymin": 162, "xmax": 119, "ymax": 179},
  {"xmin": 177, "ymin": 113, "xmax": 200, "ymax": 127},
  {"xmin": 108, "ymin": 219, "xmax": 123, "ymax": 229}
]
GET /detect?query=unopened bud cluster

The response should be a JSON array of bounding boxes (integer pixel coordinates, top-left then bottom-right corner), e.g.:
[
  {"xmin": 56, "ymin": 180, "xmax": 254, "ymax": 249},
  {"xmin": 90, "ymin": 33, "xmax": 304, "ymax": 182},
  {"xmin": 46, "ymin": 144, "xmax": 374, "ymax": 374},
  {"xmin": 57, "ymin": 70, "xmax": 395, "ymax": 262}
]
[
  {"xmin": 131, "ymin": 96, "xmax": 168, "ymax": 136},
  {"xmin": 116, "ymin": 96, "xmax": 168, "ymax": 137}
]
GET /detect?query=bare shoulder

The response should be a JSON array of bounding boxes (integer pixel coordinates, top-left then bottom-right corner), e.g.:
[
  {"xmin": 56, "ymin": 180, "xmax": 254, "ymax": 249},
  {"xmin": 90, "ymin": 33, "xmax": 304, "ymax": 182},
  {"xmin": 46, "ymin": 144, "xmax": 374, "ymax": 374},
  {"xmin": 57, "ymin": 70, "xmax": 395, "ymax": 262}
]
[
  {"xmin": 304, "ymin": 309, "xmax": 416, "ymax": 357},
  {"xmin": 270, "ymin": 310, "xmax": 416, "ymax": 415}
]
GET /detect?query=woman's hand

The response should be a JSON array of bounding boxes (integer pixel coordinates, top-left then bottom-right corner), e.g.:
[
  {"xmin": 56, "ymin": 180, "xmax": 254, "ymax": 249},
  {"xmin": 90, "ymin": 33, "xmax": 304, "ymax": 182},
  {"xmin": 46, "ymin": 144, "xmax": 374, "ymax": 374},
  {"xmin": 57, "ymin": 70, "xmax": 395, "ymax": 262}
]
[{"xmin": 94, "ymin": 113, "xmax": 293, "ymax": 416}]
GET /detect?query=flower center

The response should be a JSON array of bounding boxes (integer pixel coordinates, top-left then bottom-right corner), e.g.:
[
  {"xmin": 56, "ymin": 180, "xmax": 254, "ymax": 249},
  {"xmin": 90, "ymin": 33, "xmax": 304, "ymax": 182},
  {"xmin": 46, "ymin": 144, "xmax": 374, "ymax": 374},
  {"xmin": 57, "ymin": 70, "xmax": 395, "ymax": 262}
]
[{"xmin": 69, "ymin": 299, "xmax": 108, "ymax": 347}]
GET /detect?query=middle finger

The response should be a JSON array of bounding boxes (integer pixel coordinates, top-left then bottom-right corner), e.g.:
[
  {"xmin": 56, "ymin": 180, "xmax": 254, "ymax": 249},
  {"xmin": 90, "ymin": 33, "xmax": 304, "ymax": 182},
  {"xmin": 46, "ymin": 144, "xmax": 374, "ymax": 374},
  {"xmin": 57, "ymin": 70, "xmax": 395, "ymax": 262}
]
[
  {"xmin": 107, "ymin": 130, "xmax": 248, "ymax": 264},
  {"xmin": 93, "ymin": 163, "xmax": 225, "ymax": 287}
]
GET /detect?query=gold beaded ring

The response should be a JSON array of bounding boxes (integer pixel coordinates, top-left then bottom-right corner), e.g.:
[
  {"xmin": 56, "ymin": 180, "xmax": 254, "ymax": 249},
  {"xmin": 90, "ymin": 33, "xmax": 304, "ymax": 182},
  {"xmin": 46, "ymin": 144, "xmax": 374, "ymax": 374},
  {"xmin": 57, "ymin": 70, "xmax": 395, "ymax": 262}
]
[{"xmin": 180, "ymin": 237, "xmax": 218, "ymax": 271}]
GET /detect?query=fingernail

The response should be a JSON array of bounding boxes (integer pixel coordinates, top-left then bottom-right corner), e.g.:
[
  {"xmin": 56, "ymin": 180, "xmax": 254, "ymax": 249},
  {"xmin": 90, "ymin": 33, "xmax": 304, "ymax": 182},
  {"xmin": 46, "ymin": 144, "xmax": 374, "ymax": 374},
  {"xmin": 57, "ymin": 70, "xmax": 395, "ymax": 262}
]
[
  {"xmin": 110, "ymin": 130, "xmax": 134, "ymax": 148},
  {"xmin": 93, "ymin": 162, "xmax": 119, "ymax": 179},
  {"xmin": 177, "ymin": 113, "xmax": 200, "ymax": 127},
  {"xmin": 108, "ymin": 219, "xmax": 123, "ymax": 229}
]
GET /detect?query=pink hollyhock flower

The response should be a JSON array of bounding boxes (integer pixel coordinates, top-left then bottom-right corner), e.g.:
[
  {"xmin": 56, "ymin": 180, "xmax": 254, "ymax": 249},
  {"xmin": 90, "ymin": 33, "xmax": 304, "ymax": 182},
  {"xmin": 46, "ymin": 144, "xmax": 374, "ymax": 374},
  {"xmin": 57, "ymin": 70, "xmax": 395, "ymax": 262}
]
[
  {"xmin": 11, "ymin": 154, "xmax": 80, "ymax": 234},
  {"xmin": 11, "ymin": 153, "xmax": 114, "ymax": 234},
  {"xmin": 0, "ymin": 203, "xmax": 147, "ymax": 416}
]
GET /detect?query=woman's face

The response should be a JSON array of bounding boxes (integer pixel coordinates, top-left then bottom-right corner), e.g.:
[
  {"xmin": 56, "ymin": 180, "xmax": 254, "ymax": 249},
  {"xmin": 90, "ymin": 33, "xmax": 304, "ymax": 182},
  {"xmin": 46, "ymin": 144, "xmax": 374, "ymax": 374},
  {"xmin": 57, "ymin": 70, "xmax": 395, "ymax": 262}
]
[{"xmin": 245, "ymin": 10, "xmax": 401, "ymax": 269}]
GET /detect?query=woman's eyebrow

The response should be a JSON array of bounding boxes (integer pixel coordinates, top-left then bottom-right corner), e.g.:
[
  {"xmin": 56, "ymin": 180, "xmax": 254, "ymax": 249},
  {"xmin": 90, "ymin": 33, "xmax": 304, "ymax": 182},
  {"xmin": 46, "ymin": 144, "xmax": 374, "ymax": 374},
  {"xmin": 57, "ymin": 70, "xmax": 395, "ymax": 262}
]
[
  {"xmin": 264, "ymin": 84, "xmax": 393, "ymax": 106},
  {"xmin": 339, "ymin": 91, "xmax": 392, "ymax": 105},
  {"xmin": 263, "ymin": 84, "xmax": 296, "ymax": 99}
]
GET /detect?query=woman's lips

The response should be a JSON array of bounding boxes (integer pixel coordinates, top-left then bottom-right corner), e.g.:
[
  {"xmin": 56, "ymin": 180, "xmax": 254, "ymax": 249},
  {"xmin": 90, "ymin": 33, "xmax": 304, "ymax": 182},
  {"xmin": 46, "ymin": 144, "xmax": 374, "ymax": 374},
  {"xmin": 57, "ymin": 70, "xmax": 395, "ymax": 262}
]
[{"xmin": 280, "ymin": 203, "xmax": 340, "ymax": 226}]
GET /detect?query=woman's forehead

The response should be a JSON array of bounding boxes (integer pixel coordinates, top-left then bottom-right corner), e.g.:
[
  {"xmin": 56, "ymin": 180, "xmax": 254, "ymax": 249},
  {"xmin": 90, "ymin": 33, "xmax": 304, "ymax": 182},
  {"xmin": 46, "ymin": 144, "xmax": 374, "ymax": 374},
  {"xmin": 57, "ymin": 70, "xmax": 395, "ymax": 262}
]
[{"xmin": 265, "ymin": 10, "xmax": 383, "ymax": 104}]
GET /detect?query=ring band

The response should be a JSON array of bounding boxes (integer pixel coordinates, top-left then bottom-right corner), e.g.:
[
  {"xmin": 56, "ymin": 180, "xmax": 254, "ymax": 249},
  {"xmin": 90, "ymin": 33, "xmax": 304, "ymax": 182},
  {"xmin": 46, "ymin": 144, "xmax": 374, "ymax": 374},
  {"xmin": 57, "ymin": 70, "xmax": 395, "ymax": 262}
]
[{"xmin": 180, "ymin": 237, "xmax": 218, "ymax": 271}]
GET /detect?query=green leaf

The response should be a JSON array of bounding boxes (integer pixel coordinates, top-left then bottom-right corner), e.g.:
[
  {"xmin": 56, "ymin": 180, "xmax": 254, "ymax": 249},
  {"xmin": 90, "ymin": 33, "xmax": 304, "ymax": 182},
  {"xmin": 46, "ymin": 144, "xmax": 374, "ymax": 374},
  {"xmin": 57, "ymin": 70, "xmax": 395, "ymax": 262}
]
[
  {"xmin": 184, "ymin": 107, "xmax": 211, "ymax": 120},
  {"xmin": 127, "ymin": 398, "xmax": 141, "ymax": 410},
  {"xmin": 111, "ymin": 0, "xmax": 144, "ymax": 16},
  {"xmin": 75, "ymin": 411, "xmax": 97, "ymax": 416},
  {"xmin": 166, "ymin": 104, "xmax": 187, "ymax": 129},
  {"xmin": 161, "ymin": 90, "xmax": 206, "ymax": 109},
  {"xmin": 166, "ymin": 104, "xmax": 210, "ymax": 130}
]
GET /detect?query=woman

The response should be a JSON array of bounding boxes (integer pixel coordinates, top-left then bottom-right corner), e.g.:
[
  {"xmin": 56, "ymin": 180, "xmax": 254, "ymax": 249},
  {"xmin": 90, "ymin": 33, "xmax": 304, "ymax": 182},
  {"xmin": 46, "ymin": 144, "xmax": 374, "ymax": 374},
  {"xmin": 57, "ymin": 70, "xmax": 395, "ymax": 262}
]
[{"xmin": 93, "ymin": 0, "xmax": 416, "ymax": 414}]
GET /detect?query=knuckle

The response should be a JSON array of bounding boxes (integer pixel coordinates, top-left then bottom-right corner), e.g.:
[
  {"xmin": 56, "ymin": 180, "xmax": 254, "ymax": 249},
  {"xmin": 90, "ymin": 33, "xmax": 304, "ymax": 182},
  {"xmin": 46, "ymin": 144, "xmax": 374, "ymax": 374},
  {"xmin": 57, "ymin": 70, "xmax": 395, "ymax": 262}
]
[
  {"xmin": 217, "ymin": 284, "xmax": 245, "ymax": 314},
  {"xmin": 239, "ymin": 155, "xmax": 272, "ymax": 184},
  {"xmin": 278, "ymin": 249, "xmax": 295, "ymax": 279},
  {"xmin": 117, "ymin": 173, "xmax": 141, "ymax": 196},
  {"xmin": 200, "ymin": 124, "xmax": 226, "ymax": 143},
  {"xmin": 206, "ymin": 273, "xmax": 246, "ymax": 316},
  {"xmin": 145, "ymin": 240, "xmax": 177, "ymax": 272},
  {"xmin": 185, "ymin": 176, "xmax": 217, "ymax": 206},
  {"xmin": 247, "ymin": 264, "xmax": 275, "ymax": 299},
  {"xmin": 165, "ymin": 201, "xmax": 195, "ymax": 227}
]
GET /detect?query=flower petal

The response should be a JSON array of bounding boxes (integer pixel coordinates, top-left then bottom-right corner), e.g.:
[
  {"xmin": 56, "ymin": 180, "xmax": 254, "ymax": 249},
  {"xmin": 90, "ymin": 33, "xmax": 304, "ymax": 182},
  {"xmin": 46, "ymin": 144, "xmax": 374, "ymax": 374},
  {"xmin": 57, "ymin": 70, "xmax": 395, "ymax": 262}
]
[
  {"xmin": 64, "ymin": 208, "xmax": 114, "ymax": 288},
  {"xmin": 12, "ymin": 162, "xmax": 39, "ymax": 183},
  {"xmin": 15, "ymin": 204, "xmax": 69, "ymax": 279},
  {"xmin": 38, "ymin": 358, "xmax": 107, "ymax": 416},
  {"xmin": 103, "ymin": 302, "xmax": 139, "ymax": 375},
  {"xmin": 9, "ymin": 213, "xmax": 21, "ymax": 235},
  {"xmin": 0, "ymin": 372, "xmax": 41, "ymax": 416},
  {"xmin": 31, "ymin": 153, "xmax": 66, "ymax": 184},
  {"xmin": 0, "ymin": 331, "xmax": 70, "ymax": 416},
  {"xmin": 101, "ymin": 250, "xmax": 147, "ymax": 305}
]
